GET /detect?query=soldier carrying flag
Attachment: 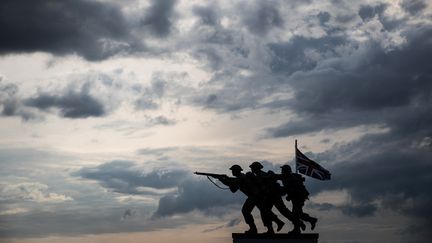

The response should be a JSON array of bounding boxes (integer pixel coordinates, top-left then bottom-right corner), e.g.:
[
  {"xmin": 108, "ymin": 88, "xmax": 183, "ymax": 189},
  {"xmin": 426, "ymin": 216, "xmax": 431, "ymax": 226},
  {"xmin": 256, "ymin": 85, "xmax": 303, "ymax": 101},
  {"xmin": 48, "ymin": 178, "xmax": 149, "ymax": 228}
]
[
  {"xmin": 277, "ymin": 140, "xmax": 331, "ymax": 233},
  {"xmin": 295, "ymin": 140, "xmax": 331, "ymax": 181}
]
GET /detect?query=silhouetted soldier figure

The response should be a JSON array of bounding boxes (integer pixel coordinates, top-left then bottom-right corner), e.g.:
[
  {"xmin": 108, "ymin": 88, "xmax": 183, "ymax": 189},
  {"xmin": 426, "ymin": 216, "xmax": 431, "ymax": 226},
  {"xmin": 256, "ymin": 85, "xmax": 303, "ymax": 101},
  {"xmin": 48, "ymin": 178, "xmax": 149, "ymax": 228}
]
[
  {"xmin": 279, "ymin": 164, "xmax": 317, "ymax": 232},
  {"xmin": 218, "ymin": 165, "xmax": 283, "ymax": 234},
  {"xmin": 249, "ymin": 161, "xmax": 306, "ymax": 234}
]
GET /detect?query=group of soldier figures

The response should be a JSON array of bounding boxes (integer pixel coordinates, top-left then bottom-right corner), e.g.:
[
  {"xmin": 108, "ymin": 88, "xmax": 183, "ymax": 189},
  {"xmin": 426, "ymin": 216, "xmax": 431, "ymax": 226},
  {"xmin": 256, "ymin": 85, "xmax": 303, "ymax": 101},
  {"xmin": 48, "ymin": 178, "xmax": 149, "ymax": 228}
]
[{"xmin": 216, "ymin": 161, "xmax": 317, "ymax": 235}]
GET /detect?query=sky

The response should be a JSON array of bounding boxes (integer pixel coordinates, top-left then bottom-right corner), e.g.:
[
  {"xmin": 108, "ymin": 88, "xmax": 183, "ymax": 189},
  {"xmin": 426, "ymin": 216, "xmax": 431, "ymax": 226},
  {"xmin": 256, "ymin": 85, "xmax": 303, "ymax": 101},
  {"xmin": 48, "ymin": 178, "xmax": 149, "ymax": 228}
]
[{"xmin": 0, "ymin": 0, "xmax": 431, "ymax": 242}]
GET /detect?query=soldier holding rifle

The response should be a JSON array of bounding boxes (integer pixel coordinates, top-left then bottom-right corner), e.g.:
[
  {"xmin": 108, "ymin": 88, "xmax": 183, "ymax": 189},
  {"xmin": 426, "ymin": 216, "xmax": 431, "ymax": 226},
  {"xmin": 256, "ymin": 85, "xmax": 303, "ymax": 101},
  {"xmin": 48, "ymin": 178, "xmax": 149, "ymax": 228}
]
[{"xmin": 195, "ymin": 165, "xmax": 284, "ymax": 234}]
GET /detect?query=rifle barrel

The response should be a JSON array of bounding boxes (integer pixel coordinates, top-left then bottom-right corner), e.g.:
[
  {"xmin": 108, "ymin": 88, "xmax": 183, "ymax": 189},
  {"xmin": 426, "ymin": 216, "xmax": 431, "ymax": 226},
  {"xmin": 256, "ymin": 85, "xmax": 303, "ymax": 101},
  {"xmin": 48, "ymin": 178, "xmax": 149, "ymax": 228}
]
[{"xmin": 194, "ymin": 172, "xmax": 225, "ymax": 178}]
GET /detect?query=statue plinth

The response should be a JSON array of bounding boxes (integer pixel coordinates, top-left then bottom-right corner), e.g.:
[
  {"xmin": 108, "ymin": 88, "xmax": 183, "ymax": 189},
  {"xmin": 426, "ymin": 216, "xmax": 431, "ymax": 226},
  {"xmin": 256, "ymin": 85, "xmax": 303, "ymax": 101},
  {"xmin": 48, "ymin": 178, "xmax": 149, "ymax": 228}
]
[{"xmin": 232, "ymin": 233, "xmax": 319, "ymax": 243}]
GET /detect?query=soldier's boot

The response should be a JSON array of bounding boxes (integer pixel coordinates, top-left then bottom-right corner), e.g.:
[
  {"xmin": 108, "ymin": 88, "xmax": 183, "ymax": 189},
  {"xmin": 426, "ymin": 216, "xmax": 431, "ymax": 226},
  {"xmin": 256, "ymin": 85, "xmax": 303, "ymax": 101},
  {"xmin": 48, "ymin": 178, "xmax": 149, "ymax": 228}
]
[
  {"xmin": 275, "ymin": 218, "xmax": 285, "ymax": 232},
  {"xmin": 244, "ymin": 223, "xmax": 257, "ymax": 234},
  {"xmin": 244, "ymin": 213, "xmax": 257, "ymax": 234},
  {"xmin": 264, "ymin": 224, "xmax": 275, "ymax": 234},
  {"xmin": 288, "ymin": 225, "xmax": 301, "ymax": 235},
  {"xmin": 245, "ymin": 227, "xmax": 257, "ymax": 234},
  {"xmin": 297, "ymin": 219, "xmax": 306, "ymax": 231},
  {"xmin": 308, "ymin": 217, "xmax": 317, "ymax": 230}
]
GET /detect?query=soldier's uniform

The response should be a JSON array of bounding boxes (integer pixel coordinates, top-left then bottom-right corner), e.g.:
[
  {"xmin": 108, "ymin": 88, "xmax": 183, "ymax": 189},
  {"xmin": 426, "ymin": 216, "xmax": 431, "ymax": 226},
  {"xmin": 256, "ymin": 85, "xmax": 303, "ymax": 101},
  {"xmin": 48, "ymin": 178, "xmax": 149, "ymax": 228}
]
[
  {"xmin": 280, "ymin": 165, "xmax": 317, "ymax": 232},
  {"xmin": 219, "ymin": 165, "xmax": 279, "ymax": 234},
  {"xmin": 249, "ymin": 162, "xmax": 305, "ymax": 234}
]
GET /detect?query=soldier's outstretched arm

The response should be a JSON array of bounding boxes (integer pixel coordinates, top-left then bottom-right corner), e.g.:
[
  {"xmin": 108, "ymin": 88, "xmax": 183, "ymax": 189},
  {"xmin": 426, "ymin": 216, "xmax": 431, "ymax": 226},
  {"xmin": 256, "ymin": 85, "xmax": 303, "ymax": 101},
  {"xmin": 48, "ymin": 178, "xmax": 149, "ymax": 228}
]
[{"xmin": 219, "ymin": 177, "xmax": 240, "ymax": 192}]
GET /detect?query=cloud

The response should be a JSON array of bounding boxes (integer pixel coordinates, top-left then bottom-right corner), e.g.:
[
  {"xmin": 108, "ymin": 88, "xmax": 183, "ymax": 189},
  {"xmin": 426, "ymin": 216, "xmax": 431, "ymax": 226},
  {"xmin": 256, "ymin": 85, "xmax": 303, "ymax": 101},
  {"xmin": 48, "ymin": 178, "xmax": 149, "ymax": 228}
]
[
  {"xmin": 134, "ymin": 78, "xmax": 167, "ymax": 110},
  {"xmin": 140, "ymin": 0, "xmax": 178, "ymax": 38},
  {"xmin": 25, "ymin": 91, "xmax": 105, "ymax": 118},
  {"xmin": 149, "ymin": 116, "xmax": 177, "ymax": 126},
  {"xmin": 121, "ymin": 208, "xmax": 136, "ymax": 221},
  {"xmin": 299, "ymin": 131, "xmax": 432, "ymax": 240},
  {"xmin": 74, "ymin": 161, "xmax": 189, "ymax": 195},
  {"xmin": 202, "ymin": 217, "xmax": 241, "ymax": 232},
  {"xmin": 75, "ymin": 160, "xmax": 243, "ymax": 219},
  {"xmin": 0, "ymin": 0, "xmax": 141, "ymax": 61},
  {"xmin": 192, "ymin": 48, "xmax": 224, "ymax": 71},
  {"xmin": 400, "ymin": 0, "xmax": 427, "ymax": 15},
  {"xmin": 154, "ymin": 160, "xmax": 317, "ymax": 219},
  {"xmin": 268, "ymin": 35, "xmax": 347, "ymax": 74},
  {"xmin": 153, "ymin": 177, "xmax": 243, "ymax": 218},
  {"xmin": 242, "ymin": 1, "xmax": 284, "ymax": 35},
  {"xmin": 0, "ymin": 182, "xmax": 72, "ymax": 203},
  {"xmin": 317, "ymin": 12, "xmax": 331, "ymax": 25},
  {"xmin": 192, "ymin": 4, "xmax": 220, "ymax": 26},
  {"xmin": 264, "ymin": 25, "xmax": 432, "ymax": 137},
  {"xmin": 309, "ymin": 202, "xmax": 377, "ymax": 217},
  {"xmin": 137, "ymin": 147, "xmax": 178, "ymax": 156},
  {"xmin": 357, "ymin": 3, "xmax": 404, "ymax": 31},
  {"xmin": 0, "ymin": 80, "xmax": 40, "ymax": 121},
  {"xmin": 358, "ymin": 4, "xmax": 387, "ymax": 22},
  {"xmin": 340, "ymin": 203, "xmax": 377, "ymax": 217},
  {"xmin": 0, "ymin": 204, "xmax": 215, "ymax": 238}
]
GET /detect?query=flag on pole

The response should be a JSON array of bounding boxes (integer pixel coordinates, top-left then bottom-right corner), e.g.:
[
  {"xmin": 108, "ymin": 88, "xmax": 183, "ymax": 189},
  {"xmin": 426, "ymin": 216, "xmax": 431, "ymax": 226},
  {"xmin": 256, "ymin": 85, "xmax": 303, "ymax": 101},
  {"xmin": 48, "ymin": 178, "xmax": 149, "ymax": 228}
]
[{"xmin": 295, "ymin": 140, "xmax": 331, "ymax": 180}]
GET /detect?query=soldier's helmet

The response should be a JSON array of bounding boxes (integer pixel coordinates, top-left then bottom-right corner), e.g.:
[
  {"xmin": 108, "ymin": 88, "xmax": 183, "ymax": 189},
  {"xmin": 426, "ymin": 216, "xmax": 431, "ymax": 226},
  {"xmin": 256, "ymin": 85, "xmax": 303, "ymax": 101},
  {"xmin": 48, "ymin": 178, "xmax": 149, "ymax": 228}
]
[
  {"xmin": 229, "ymin": 164, "xmax": 243, "ymax": 171},
  {"xmin": 249, "ymin": 161, "xmax": 263, "ymax": 170},
  {"xmin": 280, "ymin": 164, "xmax": 292, "ymax": 173}
]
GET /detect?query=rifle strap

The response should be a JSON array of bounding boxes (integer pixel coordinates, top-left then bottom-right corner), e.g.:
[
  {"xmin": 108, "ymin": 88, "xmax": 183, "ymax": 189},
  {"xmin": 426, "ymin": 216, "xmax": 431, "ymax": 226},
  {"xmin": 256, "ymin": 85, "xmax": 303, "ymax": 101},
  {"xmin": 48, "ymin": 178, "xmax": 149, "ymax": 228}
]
[{"xmin": 207, "ymin": 176, "xmax": 230, "ymax": 190}]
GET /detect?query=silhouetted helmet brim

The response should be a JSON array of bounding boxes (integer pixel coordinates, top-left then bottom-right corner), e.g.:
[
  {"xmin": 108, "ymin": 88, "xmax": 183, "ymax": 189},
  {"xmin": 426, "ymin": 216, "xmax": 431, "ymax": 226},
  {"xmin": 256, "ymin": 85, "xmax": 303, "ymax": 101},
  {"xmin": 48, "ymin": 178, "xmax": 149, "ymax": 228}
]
[
  {"xmin": 230, "ymin": 165, "xmax": 243, "ymax": 171},
  {"xmin": 249, "ymin": 161, "xmax": 263, "ymax": 169},
  {"xmin": 280, "ymin": 165, "xmax": 292, "ymax": 172}
]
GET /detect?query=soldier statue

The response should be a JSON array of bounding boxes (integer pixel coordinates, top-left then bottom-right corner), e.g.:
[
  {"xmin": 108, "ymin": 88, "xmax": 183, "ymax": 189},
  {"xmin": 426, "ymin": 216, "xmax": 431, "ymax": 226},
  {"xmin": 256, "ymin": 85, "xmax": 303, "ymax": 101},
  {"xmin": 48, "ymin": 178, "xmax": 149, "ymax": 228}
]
[
  {"xmin": 194, "ymin": 161, "xmax": 321, "ymax": 235},
  {"xmin": 249, "ymin": 161, "xmax": 306, "ymax": 234},
  {"xmin": 218, "ymin": 165, "xmax": 284, "ymax": 234},
  {"xmin": 279, "ymin": 164, "xmax": 317, "ymax": 232}
]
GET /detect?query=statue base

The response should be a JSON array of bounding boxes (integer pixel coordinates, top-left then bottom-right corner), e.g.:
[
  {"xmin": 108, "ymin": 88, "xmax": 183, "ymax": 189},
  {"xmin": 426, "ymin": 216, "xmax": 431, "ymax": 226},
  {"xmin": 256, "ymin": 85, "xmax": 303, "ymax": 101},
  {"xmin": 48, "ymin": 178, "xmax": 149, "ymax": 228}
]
[{"xmin": 232, "ymin": 233, "xmax": 319, "ymax": 243}]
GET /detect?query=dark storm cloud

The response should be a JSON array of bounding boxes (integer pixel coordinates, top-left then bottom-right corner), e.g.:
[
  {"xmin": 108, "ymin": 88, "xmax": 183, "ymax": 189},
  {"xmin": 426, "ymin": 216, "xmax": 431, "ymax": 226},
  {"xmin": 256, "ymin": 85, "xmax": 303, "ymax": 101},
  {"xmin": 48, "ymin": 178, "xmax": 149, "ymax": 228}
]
[
  {"xmin": 242, "ymin": 1, "xmax": 284, "ymax": 35},
  {"xmin": 264, "ymin": 111, "xmax": 373, "ymax": 138},
  {"xmin": 340, "ymin": 203, "xmax": 377, "ymax": 217},
  {"xmin": 257, "ymin": 20, "xmax": 432, "ymax": 239},
  {"xmin": 358, "ymin": 3, "xmax": 403, "ymax": 31},
  {"xmin": 307, "ymin": 133, "xmax": 432, "ymax": 224},
  {"xmin": 0, "ymin": 0, "xmax": 141, "ymax": 61},
  {"xmin": 265, "ymin": 26, "xmax": 432, "ymax": 137},
  {"xmin": 268, "ymin": 35, "xmax": 347, "ymax": 75},
  {"xmin": 153, "ymin": 177, "xmax": 243, "ymax": 218},
  {"xmin": 194, "ymin": 91, "xmax": 259, "ymax": 113},
  {"xmin": 191, "ymin": 70, "xmax": 271, "ymax": 113},
  {"xmin": 0, "ymin": 80, "xmax": 39, "ymax": 121},
  {"xmin": 192, "ymin": 4, "xmax": 220, "ymax": 26},
  {"xmin": 25, "ymin": 91, "xmax": 105, "ymax": 118},
  {"xmin": 74, "ymin": 161, "xmax": 188, "ymax": 195},
  {"xmin": 317, "ymin": 12, "xmax": 331, "ymax": 25},
  {"xmin": 358, "ymin": 4, "xmax": 387, "ymax": 22},
  {"xmin": 193, "ymin": 48, "xmax": 224, "ymax": 71},
  {"xmin": 401, "ymin": 0, "xmax": 427, "ymax": 15},
  {"xmin": 141, "ymin": 0, "xmax": 177, "ymax": 38}
]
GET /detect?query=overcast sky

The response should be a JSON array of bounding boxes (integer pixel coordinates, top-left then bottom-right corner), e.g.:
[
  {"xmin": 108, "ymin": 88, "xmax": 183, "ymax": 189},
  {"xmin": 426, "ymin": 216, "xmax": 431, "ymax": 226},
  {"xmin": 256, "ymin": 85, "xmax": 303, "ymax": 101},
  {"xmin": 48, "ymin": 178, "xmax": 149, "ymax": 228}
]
[{"xmin": 1, "ymin": 0, "xmax": 431, "ymax": 242}]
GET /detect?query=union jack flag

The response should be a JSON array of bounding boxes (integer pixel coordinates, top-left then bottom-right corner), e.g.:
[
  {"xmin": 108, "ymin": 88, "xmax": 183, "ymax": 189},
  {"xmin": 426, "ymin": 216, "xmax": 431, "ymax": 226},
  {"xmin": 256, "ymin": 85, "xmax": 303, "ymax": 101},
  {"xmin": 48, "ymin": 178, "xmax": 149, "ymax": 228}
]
[{"xmin": 295, "ymin": 143, "xmax": 331, "ymax": 180}]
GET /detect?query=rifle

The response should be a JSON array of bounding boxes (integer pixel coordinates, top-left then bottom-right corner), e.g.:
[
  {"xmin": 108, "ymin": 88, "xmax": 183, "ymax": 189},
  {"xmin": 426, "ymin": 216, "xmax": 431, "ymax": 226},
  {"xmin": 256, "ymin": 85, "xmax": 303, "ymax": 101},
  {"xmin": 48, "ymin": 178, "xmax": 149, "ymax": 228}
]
[{"xmin": 194, "ymin": 172, "xmax": 228, "ymax": 179}]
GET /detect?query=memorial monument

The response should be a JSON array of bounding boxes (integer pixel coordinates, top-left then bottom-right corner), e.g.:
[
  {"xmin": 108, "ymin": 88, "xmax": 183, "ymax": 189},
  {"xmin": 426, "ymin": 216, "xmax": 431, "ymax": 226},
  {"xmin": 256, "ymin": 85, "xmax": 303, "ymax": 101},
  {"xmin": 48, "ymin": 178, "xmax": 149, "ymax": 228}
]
[{"xmin": 195, "ymin": 140, "xmax": 331, "ymax": 243}]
